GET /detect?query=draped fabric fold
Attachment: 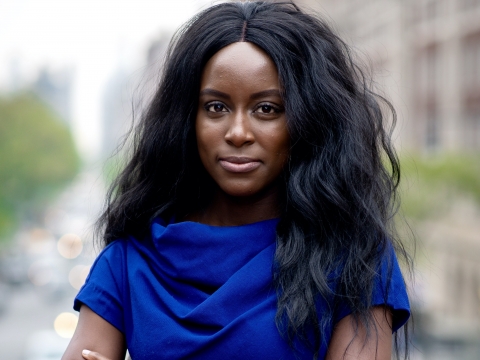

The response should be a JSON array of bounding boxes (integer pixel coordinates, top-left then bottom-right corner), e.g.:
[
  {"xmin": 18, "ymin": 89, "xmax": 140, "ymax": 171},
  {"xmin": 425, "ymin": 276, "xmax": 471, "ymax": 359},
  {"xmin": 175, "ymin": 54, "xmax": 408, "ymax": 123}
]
[{"xmin": 74, "ymin": 218, "xmax": 409, "ymax": 359}]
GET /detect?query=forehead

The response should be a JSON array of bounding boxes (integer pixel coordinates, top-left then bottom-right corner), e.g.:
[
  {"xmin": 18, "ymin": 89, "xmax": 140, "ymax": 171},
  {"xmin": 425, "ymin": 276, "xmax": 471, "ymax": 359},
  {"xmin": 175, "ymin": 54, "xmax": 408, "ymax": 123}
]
[{"xmin": 200, "ymin": 42, "xmax": 279, "ymax": 89}]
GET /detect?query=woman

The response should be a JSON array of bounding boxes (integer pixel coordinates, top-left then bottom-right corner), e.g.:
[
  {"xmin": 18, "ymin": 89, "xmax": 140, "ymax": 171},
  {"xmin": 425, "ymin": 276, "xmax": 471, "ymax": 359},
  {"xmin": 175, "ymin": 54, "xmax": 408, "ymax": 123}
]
[{"xmin": 63, "ymin": 2, "xmax": 411, "ymax": 359}]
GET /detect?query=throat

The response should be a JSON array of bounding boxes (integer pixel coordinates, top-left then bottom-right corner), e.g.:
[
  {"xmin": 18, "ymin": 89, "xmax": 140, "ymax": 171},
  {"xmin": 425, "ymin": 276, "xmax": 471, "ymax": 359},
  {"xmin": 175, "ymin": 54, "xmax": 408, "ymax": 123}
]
[{"xmin": 191, "ymin": 185, "xmax": 282, "ymax": 226}]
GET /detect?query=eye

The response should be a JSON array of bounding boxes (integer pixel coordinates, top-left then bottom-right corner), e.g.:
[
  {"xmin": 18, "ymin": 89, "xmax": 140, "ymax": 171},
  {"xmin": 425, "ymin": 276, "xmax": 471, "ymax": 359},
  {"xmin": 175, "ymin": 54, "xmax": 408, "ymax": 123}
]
[
  {"xmin": 205, "ymin": 102, "xmax": 228, "ymax": 113},
  {"xmin": 255, "ymin": 103, "xmax": 282, "ymax": 115}
]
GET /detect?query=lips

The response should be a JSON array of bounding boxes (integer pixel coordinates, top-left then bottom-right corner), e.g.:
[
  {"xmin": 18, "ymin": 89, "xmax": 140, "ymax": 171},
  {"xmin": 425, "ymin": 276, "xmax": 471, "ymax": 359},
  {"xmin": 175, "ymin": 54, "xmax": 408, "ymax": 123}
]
[{"xmin": 219, "ymin": 156, "xmax": 261, "ymax": 173}]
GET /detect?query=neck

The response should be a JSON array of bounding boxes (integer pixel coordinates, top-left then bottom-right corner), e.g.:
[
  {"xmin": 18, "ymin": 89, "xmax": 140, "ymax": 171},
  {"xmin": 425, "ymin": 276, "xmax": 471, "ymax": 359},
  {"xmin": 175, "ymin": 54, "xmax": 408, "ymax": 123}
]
[{"xmin": 190, "ymin": 183, "xmax": 282, "ymax": 226}]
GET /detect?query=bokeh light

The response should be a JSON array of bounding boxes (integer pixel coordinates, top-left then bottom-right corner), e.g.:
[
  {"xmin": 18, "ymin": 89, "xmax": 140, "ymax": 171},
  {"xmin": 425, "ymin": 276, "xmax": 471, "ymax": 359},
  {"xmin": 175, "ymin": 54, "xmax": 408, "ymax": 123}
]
[
  {"xmin": 53, "ymin": 312, "xmax": 78, "ymax": 339},
  {"xmin": 57, "ymin": 233, "xmax": 83, "ymax": 259},
  {"xmin": 26, "ymin": 228, "xmax": 55, "ymax": 256},
  {"xmin": 68, "ymin": 265, "xmax": 91, "ymax": 290}
]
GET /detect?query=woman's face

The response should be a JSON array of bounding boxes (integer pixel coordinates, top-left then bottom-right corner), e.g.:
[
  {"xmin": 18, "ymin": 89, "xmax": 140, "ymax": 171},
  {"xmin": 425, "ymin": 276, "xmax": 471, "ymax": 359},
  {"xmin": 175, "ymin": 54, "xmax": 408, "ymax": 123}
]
[{"xmin": 196, "ymin": 42, "xmax": 289, "ymax": 198}]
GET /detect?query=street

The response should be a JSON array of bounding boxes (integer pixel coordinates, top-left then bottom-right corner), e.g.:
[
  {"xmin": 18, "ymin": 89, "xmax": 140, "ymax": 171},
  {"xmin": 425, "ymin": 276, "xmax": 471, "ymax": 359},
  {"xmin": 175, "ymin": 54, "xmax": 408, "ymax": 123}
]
[
  {"xmin": 0, "ymin": 170, "xmax": 104, "ymax": 360},
  {"xmin": 0, "ymin": 282, "xmax": 76, "ymax": 360}
]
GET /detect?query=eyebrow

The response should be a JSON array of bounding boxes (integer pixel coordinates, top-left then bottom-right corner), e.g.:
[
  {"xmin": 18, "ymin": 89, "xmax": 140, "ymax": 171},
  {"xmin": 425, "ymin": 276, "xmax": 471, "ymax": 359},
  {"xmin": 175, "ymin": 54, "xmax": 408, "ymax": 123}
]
[
  {"xmin": 198, "ymin": 88, "xmax": 282, "ymax": 100},
  {"xmin": 249, "ymin": 89, "xmax": 282, "ymax": 100},
  {"xmin": 199, "ymin": 89, "xmax": 230, "ymax": 99}
]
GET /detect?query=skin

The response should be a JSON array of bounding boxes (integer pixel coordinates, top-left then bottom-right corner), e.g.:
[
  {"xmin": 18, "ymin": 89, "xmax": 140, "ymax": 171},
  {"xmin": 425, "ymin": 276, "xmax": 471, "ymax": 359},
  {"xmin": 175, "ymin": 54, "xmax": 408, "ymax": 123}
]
[
  {"xmin": 326, "ymin": 307, "xmax": 393, "ymax": 360},
  {"xmin": 61, "ymin": 305, "xmax": 125, "ymax": 360},
  {"xmin": 62, "ymin": 42, "xmax": 394, "ymax": 360},
  {"xmin": 191, "ymin": 41, "xmax": 289, "ymax": 226}
]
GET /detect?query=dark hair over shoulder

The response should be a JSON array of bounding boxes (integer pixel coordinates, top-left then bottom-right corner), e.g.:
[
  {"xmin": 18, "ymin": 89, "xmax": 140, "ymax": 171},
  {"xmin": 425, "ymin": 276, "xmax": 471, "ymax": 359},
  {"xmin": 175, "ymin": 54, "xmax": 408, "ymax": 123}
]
[{"xmin": 98, "ymin": 2, "xmax": 411, "ymax": 358}]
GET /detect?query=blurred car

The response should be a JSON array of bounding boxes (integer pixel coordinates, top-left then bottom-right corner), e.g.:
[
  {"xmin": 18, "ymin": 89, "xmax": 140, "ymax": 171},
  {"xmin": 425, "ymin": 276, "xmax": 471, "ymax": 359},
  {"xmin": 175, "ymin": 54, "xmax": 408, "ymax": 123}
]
[
  {"xmin": 0, "ymin": 282, "xmax": 10, "ymax": 315},
  {"xmin": 24, "ymin": 329, "xmax": 70, "ymax": 360},
  {"xmin": 0, "ymin": 251, "xmax": 30, "ymax": 286}
]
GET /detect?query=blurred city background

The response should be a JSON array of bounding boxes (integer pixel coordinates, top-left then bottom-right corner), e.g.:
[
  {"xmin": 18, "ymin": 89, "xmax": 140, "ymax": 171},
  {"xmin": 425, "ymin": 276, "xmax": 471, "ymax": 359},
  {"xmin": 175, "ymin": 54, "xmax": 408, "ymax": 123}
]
[{"xmin": 0, "ymin": 0, "xmax": 479, "ymax": 359}]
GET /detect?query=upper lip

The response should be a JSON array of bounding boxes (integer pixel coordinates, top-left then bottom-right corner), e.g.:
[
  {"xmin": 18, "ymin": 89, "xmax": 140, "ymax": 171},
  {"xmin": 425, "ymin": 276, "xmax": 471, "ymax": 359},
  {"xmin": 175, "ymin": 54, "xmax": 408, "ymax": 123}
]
[{"xmin": 219, "ymin": 156, "xmax": 260, "ymax": 164}]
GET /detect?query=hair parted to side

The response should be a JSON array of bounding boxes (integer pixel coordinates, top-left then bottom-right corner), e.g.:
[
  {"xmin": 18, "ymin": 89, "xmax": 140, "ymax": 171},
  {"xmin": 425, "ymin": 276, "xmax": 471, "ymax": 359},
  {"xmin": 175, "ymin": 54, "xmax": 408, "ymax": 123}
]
[{"xmin": 98, "ymin": 2, "xmax": 411, "ymax": 358}]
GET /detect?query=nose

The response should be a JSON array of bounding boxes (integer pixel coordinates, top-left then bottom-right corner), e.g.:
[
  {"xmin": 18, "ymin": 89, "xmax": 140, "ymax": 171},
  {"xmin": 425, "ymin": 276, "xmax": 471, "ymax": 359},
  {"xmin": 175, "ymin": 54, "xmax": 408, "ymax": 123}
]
[{"xmin": 224, "ymin": 111, "xmax": 254, "ymax": 147}]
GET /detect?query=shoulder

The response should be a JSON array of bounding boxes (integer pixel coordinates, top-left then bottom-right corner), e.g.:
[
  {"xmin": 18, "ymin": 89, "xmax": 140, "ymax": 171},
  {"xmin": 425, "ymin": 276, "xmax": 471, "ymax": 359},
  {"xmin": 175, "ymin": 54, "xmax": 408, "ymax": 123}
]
[
  {"xmin": 84, "ymin": 239, "xmax": 130, "ymax": 279},
  {"xmin": 73, "ymin": 237, "xmax": 141, "ymax": 314},
  {"xmin": 89, "ymin": 236, "xmax": 150, "ymax": 271},
  {"xmin": 97, "ymin": 237, "xmax": 130, "ymax": 258},
  {"xmin": 333, "ymin": 242, "xmax": 411, "ymax": 332},
  {"xmin": 73, "ymin": 238, "xmax": 141, "ymax": 332},
  {"xmin": 374, "ymin": 243, "xmax": 411, "ymax": 331}
]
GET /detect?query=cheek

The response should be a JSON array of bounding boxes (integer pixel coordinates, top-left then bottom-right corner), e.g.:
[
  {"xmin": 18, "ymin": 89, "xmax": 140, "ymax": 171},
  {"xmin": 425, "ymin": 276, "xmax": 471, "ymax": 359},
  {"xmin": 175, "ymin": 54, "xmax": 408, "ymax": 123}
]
[
  {"xmin": 276, "ymin": 148, "xmax": 290, "ymax": 171},
  {"xmin": 275, "ymin": 137, "xmax": 290, "ymax": 172},
  {"xmin": 270, "ymin": 130, "xmax": 290, "ymax": 161},
  {"xmin": 195, "ymin": 130, "xmax": 209, "ymax": 168},
  {"xmin": 195, "ymin": 120, "xmax": 221, "ymax": 166}
]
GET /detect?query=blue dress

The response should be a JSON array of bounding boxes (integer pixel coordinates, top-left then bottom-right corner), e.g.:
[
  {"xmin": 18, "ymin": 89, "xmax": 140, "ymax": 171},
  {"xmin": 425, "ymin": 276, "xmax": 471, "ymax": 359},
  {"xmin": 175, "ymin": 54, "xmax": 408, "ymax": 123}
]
[{"xmin": 74, "ymin": 218, "xmax": 410, "ymax": 359}]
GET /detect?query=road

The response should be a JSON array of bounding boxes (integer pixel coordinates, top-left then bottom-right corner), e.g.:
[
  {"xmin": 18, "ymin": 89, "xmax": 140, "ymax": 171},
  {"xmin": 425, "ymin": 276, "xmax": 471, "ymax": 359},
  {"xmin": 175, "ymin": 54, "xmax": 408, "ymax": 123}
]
[
  {"xmin": 0, "ymin": 170, "xmax": 104, "ymax": 360},
  {"xmin": 0, "ymin": 282, "xmax": 77, "ymax": 360}
]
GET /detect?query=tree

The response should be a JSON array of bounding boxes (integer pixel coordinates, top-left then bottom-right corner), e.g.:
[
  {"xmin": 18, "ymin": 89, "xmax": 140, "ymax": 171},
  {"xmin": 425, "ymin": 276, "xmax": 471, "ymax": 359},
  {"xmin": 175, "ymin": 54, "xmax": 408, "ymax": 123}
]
[{"xmin": 0, "ymin": 93, "xmax": 80, "ymax": 242}]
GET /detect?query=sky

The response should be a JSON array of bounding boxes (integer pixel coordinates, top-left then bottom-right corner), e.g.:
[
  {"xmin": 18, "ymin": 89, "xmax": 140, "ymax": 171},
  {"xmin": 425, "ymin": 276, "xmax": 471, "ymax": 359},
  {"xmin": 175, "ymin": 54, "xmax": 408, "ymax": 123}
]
[{"xmin": 0, "ymin": 0, "xmax": 218, "ymax": 160}]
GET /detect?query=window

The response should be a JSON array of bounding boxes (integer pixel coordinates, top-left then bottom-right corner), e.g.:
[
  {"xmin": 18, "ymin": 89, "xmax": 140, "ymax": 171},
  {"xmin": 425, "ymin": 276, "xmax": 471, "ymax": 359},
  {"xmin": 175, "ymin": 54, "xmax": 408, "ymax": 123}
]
[
  {"xmin": 459, "ymin": 0, "xmax": 480, "ymax": 11},
  {"xmin": 463, "ymin": 104, "xmax": 480, "ymax": 149},
  {"xmin": 463, "ymin": 35, "xmax": 480, "ymax": 90},
  {"xmin": 418, "ymin": 46, "xmax": 440, "ymax": 95},
  {"xmin": 426, "ymin": 106, "xmax": 440, "ymax": 150},
  {"xmin": 414, "ymin": 45, "xmax": 442, "ymax": 150},
  {"xmin": 412, "ymin": 0, "xmax": 443, "ymax": 23},
  {"xmin": 425, "ymin": 0, "xmax": 442, "ymax": 19},
  {"xmin": 474, "ymin": 275, "xmax": 480, "ymax": 317},
  {"xmin": 462, "ymin": 34, "xmax": 480, "ymax": 149}
]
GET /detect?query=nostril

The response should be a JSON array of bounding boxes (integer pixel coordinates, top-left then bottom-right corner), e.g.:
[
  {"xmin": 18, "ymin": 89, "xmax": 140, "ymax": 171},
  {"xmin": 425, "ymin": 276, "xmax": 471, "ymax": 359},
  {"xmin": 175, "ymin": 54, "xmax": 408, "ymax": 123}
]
[{"xmin": 224, "ymin": 119, "xmax": 254, "ymax": 146}]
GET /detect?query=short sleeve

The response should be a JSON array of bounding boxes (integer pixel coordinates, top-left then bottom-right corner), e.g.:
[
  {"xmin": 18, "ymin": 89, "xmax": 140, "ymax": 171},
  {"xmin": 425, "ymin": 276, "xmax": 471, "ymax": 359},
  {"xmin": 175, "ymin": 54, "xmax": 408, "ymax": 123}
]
[
  {"xmin": 334, "ymin": 245, "xmax": 410, "ymax": 332},
  {"xmin": 74, "ymin": 241, "xmax": 126, "ymax": 333}
]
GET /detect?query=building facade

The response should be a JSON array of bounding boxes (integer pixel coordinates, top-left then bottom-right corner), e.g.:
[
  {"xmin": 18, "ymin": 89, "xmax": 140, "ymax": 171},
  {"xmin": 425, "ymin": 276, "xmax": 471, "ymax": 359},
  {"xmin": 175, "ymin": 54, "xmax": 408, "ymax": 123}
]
[
  {"xmin": 296, "ymin": 0, "xmax": 480, "ymax": 357},
  {"xmin": 298, "ymin": 0, "xmax": 480, "ymax": 153}
]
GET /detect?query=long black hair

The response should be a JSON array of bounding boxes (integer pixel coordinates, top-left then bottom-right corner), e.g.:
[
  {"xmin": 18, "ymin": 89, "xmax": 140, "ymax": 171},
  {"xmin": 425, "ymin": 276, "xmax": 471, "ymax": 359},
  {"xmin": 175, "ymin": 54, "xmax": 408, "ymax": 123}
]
[{"xmin": 98, "ymin": 1, "xmax": 411, "ymax": 358}]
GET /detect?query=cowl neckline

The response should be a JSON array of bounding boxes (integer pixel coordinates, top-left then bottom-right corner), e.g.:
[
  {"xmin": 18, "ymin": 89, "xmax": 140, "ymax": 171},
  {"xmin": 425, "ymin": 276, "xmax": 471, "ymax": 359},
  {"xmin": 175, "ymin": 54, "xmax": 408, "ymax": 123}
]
[{"xmin": 150, "ymin": 217, "xmax": 279, "ymax": 299}]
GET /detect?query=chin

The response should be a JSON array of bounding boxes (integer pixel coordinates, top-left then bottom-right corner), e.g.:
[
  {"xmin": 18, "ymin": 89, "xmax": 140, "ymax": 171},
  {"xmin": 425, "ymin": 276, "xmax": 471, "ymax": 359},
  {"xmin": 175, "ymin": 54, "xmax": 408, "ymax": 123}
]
[
  {"xmin": 222, "ymin": 189, "xmax": 257, "ymax": 198},
  {"xmin": 219, "ymin": 184, "xmax": 260, "ymax": 198}
]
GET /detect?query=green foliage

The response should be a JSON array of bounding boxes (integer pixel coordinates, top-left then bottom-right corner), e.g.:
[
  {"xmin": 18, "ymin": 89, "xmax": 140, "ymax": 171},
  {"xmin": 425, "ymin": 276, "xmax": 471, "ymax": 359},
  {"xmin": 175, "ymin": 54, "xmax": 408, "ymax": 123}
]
[
  {"xmin": 102, "ymin": 150, "xmax": 126, "ymax": 188},
  {"xmin": 399, "ymin": 153, "xmax": 480, "ymax": 219},
  {"xmin": 0, "ymin": 93, "xmax": 80, "ymax": 241}
]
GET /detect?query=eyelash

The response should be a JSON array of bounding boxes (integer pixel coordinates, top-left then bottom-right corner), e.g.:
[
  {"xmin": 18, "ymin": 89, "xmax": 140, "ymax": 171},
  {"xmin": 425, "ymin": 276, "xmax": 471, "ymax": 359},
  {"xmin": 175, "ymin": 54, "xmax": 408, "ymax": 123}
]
[
  {"xmin": 254, "ymin": 103, "xmax": 283, "ymax": 114},
  {"xmin": 204, "ymin": 102, "xmax": 227, "ymax": 113},
  {"xmin": 204, "ymin": 102, "xmax": 283, "ymax": 115}
]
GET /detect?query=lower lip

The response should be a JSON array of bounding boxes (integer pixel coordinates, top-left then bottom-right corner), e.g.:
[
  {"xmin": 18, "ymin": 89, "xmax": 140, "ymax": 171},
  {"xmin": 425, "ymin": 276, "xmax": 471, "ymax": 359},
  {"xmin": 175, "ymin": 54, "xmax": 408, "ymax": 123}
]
[{"xmin": 219, "ymin": 160, "xmax": 261, "ymax": 173}]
